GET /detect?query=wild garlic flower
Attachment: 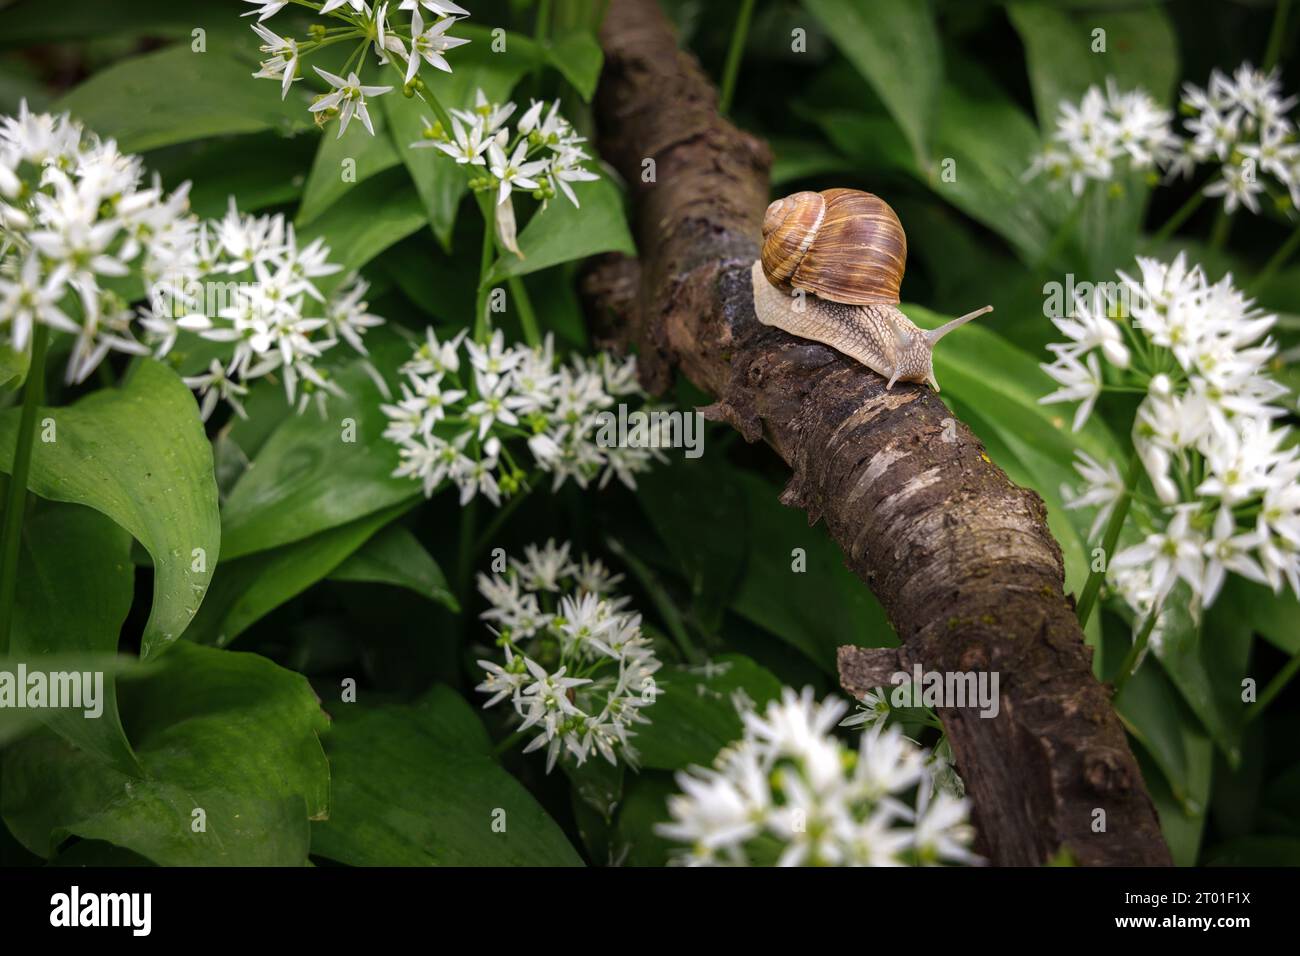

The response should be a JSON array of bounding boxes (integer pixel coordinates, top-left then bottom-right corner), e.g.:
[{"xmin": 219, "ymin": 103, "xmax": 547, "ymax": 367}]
[
  {"xmin": 1025, "ymin": 80, "xmax": 1179, "ymax": 197},
  {"xmin": 383, "ymin": 329, "xmax": 663, "ymax": 506},
  {"xmin": 1042, "ymin": 253, "xmax": 1298, "ymax": 619},
  {"xmin": 241, "ymin": 0, "xmax": 470, "ymax": 135},
  {"xmin": 1175, "ymin": 63, "xmax": 1298, "ymax": 216},
  {"xmin": 412, "ymin": 89, "xmax": 599, "ymax": 255},
  {"xmin": 657, "ymin": 688, "xmax": 975, "ymax": 867},
  {"xmin": 140, "ymin": 200, "xmax": 383, "ymax": 420},
  {"xmin": 475, "ymin": 540, "xmax": 661, "ymax": 773},
  {"xmin": 0, "ymin": 103, "xmax": 190, "ymax": 383}
]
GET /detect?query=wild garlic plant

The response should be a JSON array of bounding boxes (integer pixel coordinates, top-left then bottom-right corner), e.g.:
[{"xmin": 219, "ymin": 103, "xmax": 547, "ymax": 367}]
[
  {"xmin": 242, "ymin": 0, "xmax": 471, "ymax": 136},
  {"xmin": 475, "ymin": 540, "xmax": 662, "ymax": 773},
  {"xmin": 1024, "ymin": 80, "xmax": 1180, "ymax": 197},
  {"xmin": 0, "ymin": 103, "xmax": 191, "ymax": 384},
  {"xmin": 412, "ymin": 88, "xmax": 599, "ymax": 257},
  {"xmin": 1026, "ymin": 65, "xmax": 1299, "ymax": 222},
  {"xmin": 382, "ymin": 329, "xmax": 663, "ymax": 506},
  {"xmin": 657, "ymin": 688, "xmax": 976, "ymax": 867},
  {"xmin": 1039, "ymin": 253, "xmax": 1297, "ymax": 657}
]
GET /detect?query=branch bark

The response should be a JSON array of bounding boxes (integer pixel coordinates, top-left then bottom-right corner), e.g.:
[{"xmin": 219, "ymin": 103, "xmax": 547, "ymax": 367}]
[{"xmin": 587, "ymin": 0, "xmax": 1171, "ymax": 866}]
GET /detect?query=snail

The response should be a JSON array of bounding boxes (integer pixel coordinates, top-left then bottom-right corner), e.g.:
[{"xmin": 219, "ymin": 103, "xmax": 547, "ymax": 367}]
[{"xmin": 750, "ymin": 188, "xmax": 992, "ymax": 391}]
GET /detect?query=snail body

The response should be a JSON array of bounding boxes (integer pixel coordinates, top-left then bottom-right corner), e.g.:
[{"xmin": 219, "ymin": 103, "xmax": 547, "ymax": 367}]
[{"xmin": 752, "ymin": 188, "xmax": 992, "ymax": 391}]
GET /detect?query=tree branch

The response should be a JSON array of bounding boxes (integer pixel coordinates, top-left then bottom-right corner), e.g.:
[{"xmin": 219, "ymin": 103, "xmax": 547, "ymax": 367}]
[{"xmin": 587, "ymin": 0, "xmax": 1170, "ymax": 866}]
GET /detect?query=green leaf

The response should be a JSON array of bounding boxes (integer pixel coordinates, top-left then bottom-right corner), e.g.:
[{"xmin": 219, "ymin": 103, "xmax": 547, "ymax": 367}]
[
  {"xmin": 636, "ymin": 654, "xmax": 782, "ymax": 770},
  {"xmin": 383, "ymin": 28, "xmax": 540, "ymax": 249},
  {"xmin": 485, "ymin": 175, "xmax": 635, "ymax": 285},
  {"xmin": 802, "ymin": 0, "xmax": 941, "ymax": 166},
  {"xmin": 11, "ymin": 504, "xmax": 138, "ymax": 773},
  {"xmin": 732, "ymin": 472, "xmax": 897, "ymax": 675},
  {"xmin": 1218, "ymin": 577, "xmax": 1299, "ymax": 655},
  {"xmin": 546, "ymin": 32, "xmax": 604, "ymax": 102},
  {"xmin": 1152, "ymin": 580, "xmax": 1252, "ymax": 766},
  {"xmin": 563, "ymin": 756, "xmax": 625, "ymax": 825},
  {"xmin": 310, "ymin": 687, "xmax": 583, "ymax": 866},
  {"xmin": 296, "ymin": 169, "xmax": 429, "ymax": 295},
  {"xmin": 0, "ymin": 0, "xmax": 243, "ymax": 50},
  {"xmin": 0, "ymin": 652, "xmax": 148, "ymax": 750},
  {"xmin": 54, "ymin": 44, "xmax": 308, "ymax": 153},
  {"xmin": 148, "ymin": 133, "xmax": 316, "ymax": 221},
  {"xmin": 610, "ymin": 772, "xmax": 677, "ymax": 866},
  {"xmin": 2, "ymin": 642, "xmax": 329, "ymax": 866},
  {"xmin": 1204, "ymin": 836, "xmax": 1300, "ymax": 866},
  {"xmin": 0, "ymin": 344, "xmax": 29, "ymax": 392},
  {"xmin": 634, "ymin": 454, "xmax": 747, "ymax": 631},
  {"xmin": 0, "ymin": 360, "xmax": 220, "ymax": 659},
  {"xmin": 1135, "ymin": 718, "xmax": 1212, "ymax": 867},
  {"xmin": 220, "ymin": 333, "xmax": 415, "ymax": 559},
  {"xmin": 328, "ymin": 523, "xmax": 458, "ymax": 611},
  {"xmin": 297, "ymin": 107, "xmax": 401, "ymax": 226},
  {"xmin": 187, "ymin": 503, "xmax": 411, "ymax": 648},
  {"xmin": 928, "ymin": 62, "xmax": 1072, "ymax": 263}
]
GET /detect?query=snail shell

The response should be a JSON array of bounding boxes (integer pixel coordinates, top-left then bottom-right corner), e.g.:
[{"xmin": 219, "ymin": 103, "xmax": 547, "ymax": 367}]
[{"xmin": 753, "ymin": 188, "xmax": 991, "ymax": 391}]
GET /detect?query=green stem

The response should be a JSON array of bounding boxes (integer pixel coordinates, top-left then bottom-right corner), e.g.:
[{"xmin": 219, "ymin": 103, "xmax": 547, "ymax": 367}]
[
  {"xmin": 473, "ymin": 478, "xmax": 536, "ymax": 557},
  {"xmin": 493, "ymin": 727, "xmax": 527, "ymax": 756},
  {"xmin": 535, "ymin": 0, "xmax": 552, "ymax": 44},
  {"xmin": 1255, "ymin": 222, "xmax": 1300, "ymax": 289},
  {"xmin": 606, "ymin": 537, "xmax": 704, "ymax": 665},
  {"xmin": 0, "ymin": 323, "xmax": 49, "ymax": 654},
  {"xmin": 1264, "ymin": 0, "xmax": 1293, "ymax": 71},
  {"xmin": 1075, "ymin": 450, "xmax": 1142, "ymax": 629},
  {"xmin": 473, "ymin": 192, "xmax": 497, "ymax": 343},
  {"xmin": 1113, "ymin": 609, "xmax": 1159, "ymax": 697},
  {"xmin": 456, "ymin": 494, "xmax": 479, "ymax": 603},
  {"xmin": 1248, "ymin": 645, "xmax": 1300, "ymax": 723},
  {"xmin": 1151, "ymin": 188, "xmax": 1207, "ymax": 245},
  {"xmin": 1210, "ymin": 206, "xmax": 1233, "ymax": 251},
  {"xmin": 718, "ymin": 0, "xmax": 756, "ymax": 116},
  {"xmin": 508, "ymin": 276, "xmax": 541, "ymax": 348},
  {"xmin": 1036, "ymin": 189, "xmax": 1086, "ymax": 273}
]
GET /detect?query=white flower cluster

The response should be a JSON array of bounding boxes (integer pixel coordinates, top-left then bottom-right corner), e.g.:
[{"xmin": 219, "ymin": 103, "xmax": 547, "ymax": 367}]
[
  {"xmin": 475, "ymin": 540, "xmax": 662, "ymax": 773},
  {"xmin": 657, "ymin": 688, "xmax": 975, "ymax": 867},
  {"xmin": 1040, "ymin": 253, "xmax": 1298, "ymax": 618},
  {"xmin": 0, "ymin": 103, "xmax": 191, "ymax": 383},
  {"xmin": 413, "ymin": 88, "xmax": 599, "ymax": 255},
  {"xmin": 1025, "ymin": 80, "xmax": 1180, "ymax": 197},
  {"xmin": 1175, "ymin": 62, "xmax": 1299, "ymax": 215},
  {"xmin": 144, "ymin": 200, "xmax": 383, "ymax": 420},
  {"xmin": 1026, "ymin": 65, "xmax": 1300, "ymax": 217},
  {"xmin": 243, "ymin": 0, "xmax": 470, "ymax": 136},
  {"xmin": 382, "ymin": 328, "xmax": 662, "ymax": 506},
  {"xmin": 0, "ymin": 103, "xmax": 382, "ymax": 416}
]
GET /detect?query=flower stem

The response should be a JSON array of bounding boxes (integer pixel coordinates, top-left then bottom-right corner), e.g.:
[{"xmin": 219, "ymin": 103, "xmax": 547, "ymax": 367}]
[
  {"xmin": 493, "ymin": 727, "xmax": 527, "ymax": 757},
  {"xmin": 1209, "ymin": 206, "xmax": 1233, "ymax": 251},
  {"xmin": 473, "ymin": 192, "xmax": 497, "ymax": 343},
  {"xmin": 508, "ymin": 276, "xmax": 541, "ymax": 347},
  {"xmin": 1036, "ymin": 189, "xmax": 1086, "ymax": 273},
  {"xmin": 718, "ymin": 0, "xmax": 756, "ymax": 116},
  {"xmin": 1151, "ymin": 188, "xmax": 1206, "ymax": 245},
  {"xmin": 1264, "ymin": 0, "xmax": 1293, "ymax": 71},
  {"xmin": 0, "ymin": 323, "xmax": 49, "ymax": 655},
  {"xmin": 606, "ymin": 536, "xmax": 704, "ymax": 665},
  {"xmin": 1075, "ymin": 449, "xmax": 1142, "ymax": 629},
  {"xmin": 535, "ymin": 0, "xmax": 552, "ymax": 44},
  {"xmin": 1255, "ymin": 222, "xmax": 1300, "ymax": 290},
  {"xmin": 1247, "ymin": 645, "xmax": 1300, "ymax": 723},
  {"xmin": 1112, "ymin": 608, "xmax": 1159, "ymax": 697},
  {"xmin": 456, "ymin": 494, "xmax": 479, "ymax": 603}
]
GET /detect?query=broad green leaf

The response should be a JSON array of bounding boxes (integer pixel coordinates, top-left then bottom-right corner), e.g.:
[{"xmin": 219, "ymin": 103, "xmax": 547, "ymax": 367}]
[
  {"xmin": 732, "ymin": 472, "xmax": 897, "ymax": 675},
  {"xmin": 328, "ymin": 523, "xmax": 459, "ymax": 611},
  {"xmin": 383, "ymin": 28, "xmax": 540, "ymax": 249},
  {"xmin": 0, "ymin": 344, "xmax": 28, "ymax": 391},
  {"xmin": 1113, "ymin": 625, "xmax": 1192, "ymax": 809},
  {"xmin": 928, "ymin": 59, "xmax": 1072, "ymax": 263},
  {"xmin": 563, "ymin": 756, "xmax": 624, "ymax": 825},
  {"xmin": 803, "ymin": 0, "xmax": 941, "ymax": 166},
  {"xmin": 0, "ymin": 652, "xmax": 147, "ymax": 749},
  {"xmin": 148, "ymin": 133, "xmax": 316, "ymax": 220},
  {"xmin": 296, "ymin": 169, "xmax": 429, "ymax": 295},
  {"xmin": 297, "ymin": 105, "xmax": 401, "ymax": 226},
  {"xmin": 634, "ymin": 454, "xmax": 747, "ymax": 632},
  {"xmin": 310, "ymin": 687, "xmax": 583, "ymax": 866},
  {"xmin": 11, "ymin": 504, "xmax": 138, "ymax": 773},
  {"xmin": 188, "ymin": 503, "xmax": 411, "ymax": 648},
  {"xmin": 2, "ymin": 642, "xmax": 329, "ymax": 866},
  {"xmin": 1007, "ymin": 2, "xmax": 1180, "ymax": 123},
  {"xmin": 636, "ymin": 654, "xmax": 782, "ymax": 770},
  {"xmin": 611, "ymin": 772, "xmax": 677, "ymax": 866},
  {"xmin": 0, "ymin": 360, "xmax": 220, "ymax": 659},
  {"xmin": 1136, "ymin": 718, "xmax": 1213, "ymax": 867},
  {"xmin": 220, "ymin": 333, "xmax": 415, "ymax": 559},
  {"xmin": 0, "ymin": 0, "xmax": 243, "ymax": 49},
  {"xmin": 1219, "ymin": 577, "xmax": 1300, "ymax": 655},
  {"xmin": 1152, "ymin": 581, "xmax": 1252, "ymax": 766},
  {"xmin": 484, "ymin": 175, "xmax": 635, "ymax": 285},
  {"xmin": 546, "ymin": 31, "xmax": 604, "ymax": 101},
  {"xmin": 55, "ymin": 44, "xmax": 308, "ymax": 153},
  {"xmin": 769, "ymin": 137, "xmax": 860, "ymax": 187}
]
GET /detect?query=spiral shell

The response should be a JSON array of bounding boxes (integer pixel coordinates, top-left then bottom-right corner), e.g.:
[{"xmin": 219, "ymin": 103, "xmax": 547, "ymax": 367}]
[{"xmin": 759, "ymin": 188, "xmax": 907, "ymax": 306}]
